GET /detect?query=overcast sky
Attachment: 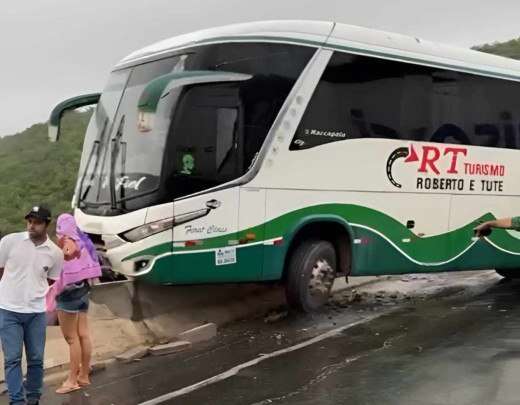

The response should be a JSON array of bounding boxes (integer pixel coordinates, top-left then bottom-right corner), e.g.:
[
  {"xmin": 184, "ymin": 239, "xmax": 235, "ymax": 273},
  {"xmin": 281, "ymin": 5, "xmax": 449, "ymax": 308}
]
[{"xmin": 2, "ymin": 0, "xmax": 520, "ymax": 136}]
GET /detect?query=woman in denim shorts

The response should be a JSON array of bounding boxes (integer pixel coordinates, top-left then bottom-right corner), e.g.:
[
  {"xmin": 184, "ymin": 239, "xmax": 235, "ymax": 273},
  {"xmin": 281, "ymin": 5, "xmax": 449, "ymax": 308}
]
[{"xmin": 53, "ymin": 214, "xmax": 102, "ymax": 394}]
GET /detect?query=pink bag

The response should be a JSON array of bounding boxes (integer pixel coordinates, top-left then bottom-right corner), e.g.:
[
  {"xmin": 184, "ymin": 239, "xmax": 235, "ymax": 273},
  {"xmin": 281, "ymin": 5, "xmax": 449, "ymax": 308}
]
[
  {"xmin": 46, "ymin": 283, "xmax": 57, "ymax": 312},
  {"xmin": 45, "ymin": 283, "xmax": 59, "ymax": 326}
]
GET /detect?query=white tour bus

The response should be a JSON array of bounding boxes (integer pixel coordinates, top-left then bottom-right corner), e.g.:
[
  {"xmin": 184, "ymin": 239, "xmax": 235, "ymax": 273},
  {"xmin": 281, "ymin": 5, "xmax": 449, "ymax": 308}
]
[{"xmin": 49, "ymin": 21, "xmax": 520, "ymax": 311}]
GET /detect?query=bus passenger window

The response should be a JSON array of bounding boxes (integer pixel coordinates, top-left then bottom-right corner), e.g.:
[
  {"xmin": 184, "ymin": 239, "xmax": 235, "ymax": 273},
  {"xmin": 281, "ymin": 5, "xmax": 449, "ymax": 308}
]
[{"xmin": 291, "ymin": 51, "xmax": 520, "ymax": 151}]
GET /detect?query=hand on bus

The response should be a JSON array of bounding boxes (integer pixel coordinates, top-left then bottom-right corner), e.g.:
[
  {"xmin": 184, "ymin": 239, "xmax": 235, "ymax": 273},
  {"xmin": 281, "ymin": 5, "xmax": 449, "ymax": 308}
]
[{"xmin": 474, "ymin": 222, "xmax": 493, "ymax": 238}]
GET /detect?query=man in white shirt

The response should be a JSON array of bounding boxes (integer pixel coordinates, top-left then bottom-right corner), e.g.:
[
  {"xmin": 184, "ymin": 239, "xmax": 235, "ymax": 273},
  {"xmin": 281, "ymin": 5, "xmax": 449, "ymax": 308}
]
[{"xmin": 0, "ymin": 205, "xmax": 63, "ymax": 405}]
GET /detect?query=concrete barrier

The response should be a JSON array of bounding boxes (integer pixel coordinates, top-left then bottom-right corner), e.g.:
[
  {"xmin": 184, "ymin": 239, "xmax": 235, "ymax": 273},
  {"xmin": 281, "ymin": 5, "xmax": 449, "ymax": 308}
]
[
  {"xmin": 90, "ymin": 280, "xmax": 286, "ymax": 340},
  {"xmin": 0, "ymin": 276, "xmax": 381, "ymax": 381}
]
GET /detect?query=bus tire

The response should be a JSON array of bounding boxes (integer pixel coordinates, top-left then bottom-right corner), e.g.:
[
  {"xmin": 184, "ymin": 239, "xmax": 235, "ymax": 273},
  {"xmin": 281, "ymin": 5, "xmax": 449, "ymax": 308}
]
[
  {"xmin": 285, "ymin": 239, "xmax": 336, "ymax": 313},
  {"xmin": 496, "ymin": 269, "xmax": 520, "ymax": 279}
]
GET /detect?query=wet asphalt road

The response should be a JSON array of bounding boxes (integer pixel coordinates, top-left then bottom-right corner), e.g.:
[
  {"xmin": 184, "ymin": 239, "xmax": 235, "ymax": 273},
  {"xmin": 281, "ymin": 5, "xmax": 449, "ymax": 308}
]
[{"xmin": 42, "ymin": 276, "xmax": 520, "ymax": 405}]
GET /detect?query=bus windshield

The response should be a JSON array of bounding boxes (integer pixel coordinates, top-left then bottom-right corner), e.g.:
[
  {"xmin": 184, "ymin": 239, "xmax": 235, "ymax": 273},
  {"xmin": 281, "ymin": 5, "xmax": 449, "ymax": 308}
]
[
  {"xmin": 76, "ymin": 43, "xmax": 315, "ymax": 215},
  {"xmin": 77, "ymin": 56, "xmax": 186, "ymax": 214}
]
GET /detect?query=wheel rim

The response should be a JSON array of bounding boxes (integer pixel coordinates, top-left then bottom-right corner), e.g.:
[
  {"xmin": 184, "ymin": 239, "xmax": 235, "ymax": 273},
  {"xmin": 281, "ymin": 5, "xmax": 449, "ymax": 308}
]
[{"xmin": 307, "ymin": 258, "xmax": 335, "ymax": 306}]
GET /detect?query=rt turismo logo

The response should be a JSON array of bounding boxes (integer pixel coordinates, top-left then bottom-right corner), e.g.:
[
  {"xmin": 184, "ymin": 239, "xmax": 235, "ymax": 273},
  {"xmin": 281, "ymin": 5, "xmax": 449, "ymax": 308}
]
[{"xmin": 386, "ymin": 144, "xmax": 506, "ymax": 193}]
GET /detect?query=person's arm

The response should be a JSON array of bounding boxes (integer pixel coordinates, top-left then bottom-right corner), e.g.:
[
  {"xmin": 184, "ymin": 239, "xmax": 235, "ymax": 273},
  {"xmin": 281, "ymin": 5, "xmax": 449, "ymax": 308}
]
[
  {"xmin": 0, "ymin": 235, "xmax": 10, "ymax": 279},
  {"xmin": 474, "ymin": 217, "xmax": 516, "ymax": 237}
]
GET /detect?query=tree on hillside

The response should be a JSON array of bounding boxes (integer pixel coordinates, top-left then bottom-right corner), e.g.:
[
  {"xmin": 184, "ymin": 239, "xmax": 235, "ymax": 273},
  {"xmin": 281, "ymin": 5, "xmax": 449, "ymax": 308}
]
[
  {"xmin": 0, "ymin": 111, "xmax": 91, "ymax": 235},
  {"xmin": 473, "ymin": 38, "xmax": 520, "ymax": 60}
]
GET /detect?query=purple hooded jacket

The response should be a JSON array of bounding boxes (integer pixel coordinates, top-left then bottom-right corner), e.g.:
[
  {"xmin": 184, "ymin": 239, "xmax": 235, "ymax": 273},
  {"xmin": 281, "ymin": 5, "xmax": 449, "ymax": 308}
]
[{"xmin": 54, "ymin": 213, "xmax": 102, "ymax": 294}]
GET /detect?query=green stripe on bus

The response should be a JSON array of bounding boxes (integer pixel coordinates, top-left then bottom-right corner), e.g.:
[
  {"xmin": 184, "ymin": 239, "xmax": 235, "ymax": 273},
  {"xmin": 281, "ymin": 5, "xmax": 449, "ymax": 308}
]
[{"xmin": 124, "ymin": 203, "xmax": 520, "ymax": 266}]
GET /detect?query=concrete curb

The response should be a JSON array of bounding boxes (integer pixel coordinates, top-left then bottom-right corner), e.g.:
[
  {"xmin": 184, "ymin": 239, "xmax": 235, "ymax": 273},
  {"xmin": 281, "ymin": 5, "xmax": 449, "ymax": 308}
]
[
  {"xmin": 178, "ymin": 323, "xmax": 218, "ymax": 344},
  {"xmin": 116, "ymin": 345, "xmax": 149, "ymax": 363},
  {"xmin": 149, "ymin": 341, "xmax": 192, "ymax": 356}
]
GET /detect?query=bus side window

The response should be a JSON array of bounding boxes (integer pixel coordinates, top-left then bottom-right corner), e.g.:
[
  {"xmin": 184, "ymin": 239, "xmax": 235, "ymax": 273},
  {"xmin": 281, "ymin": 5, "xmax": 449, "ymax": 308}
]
[
  {"xmin": 292, "ymin": 50, "xmax": 520, "ymax": 151},
  {"xmin": 474, "ymin": 124, "xmax": 500, "ymax": 147},
  {"xmin": 291, "ymin": 52, "xmax": 425, "ymax": 150},
  {"xmin": 430, "ymin": 124, "xmax": 471, "ymax": 145},
  {"xmin": 429, "ymin": 71, "xmax": 520, "ymax": 149}
]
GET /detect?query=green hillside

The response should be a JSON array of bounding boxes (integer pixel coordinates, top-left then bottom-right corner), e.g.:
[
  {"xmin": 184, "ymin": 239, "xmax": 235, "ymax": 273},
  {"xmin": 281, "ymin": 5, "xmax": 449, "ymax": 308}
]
[
  {"xmin": 473, "ymin": 38, "xmax": 520, "ymax": 60},
  {"xmin": 1, "ymin": 36, "xmax": 520, "ymax": 236},
  {"xmin": 0, "ymin": 111, "xmax": 90, "ymax": 235}
]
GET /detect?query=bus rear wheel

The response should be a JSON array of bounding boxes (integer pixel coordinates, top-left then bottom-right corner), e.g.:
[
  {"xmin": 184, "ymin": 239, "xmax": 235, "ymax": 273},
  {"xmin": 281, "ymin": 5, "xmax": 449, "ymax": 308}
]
[
  {"xmin": 496, "ymin": 269, "xmax": 520, "ymax": 279},
  {"xmin": 285, "ymin": 240, "xmax": 336, "ymax": 312}
]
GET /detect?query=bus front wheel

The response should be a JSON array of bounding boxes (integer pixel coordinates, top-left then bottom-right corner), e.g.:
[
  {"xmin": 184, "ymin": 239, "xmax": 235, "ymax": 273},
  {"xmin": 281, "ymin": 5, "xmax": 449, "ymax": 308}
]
[
  {"xmin": 496, "ymin": 269, "xmax": 520, "ymax": 279},
  {"xmin": 285, "ymin": 240, "xmax": 336, "ymax": 312}
]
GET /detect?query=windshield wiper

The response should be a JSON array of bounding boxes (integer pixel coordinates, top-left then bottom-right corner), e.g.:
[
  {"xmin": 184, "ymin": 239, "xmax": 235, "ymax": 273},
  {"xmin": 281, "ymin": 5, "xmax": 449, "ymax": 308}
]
[
  {"xmin": 77, "ymin": 141, "xmax": 100, "ymax": 207},
  {"xmin": 109, "ymin": 116, "xmax": 125, "ymax": 211},
  {"xmin": 78, "ymin": 118, "xmax": 108, "ymax": 206},
  {"xmin": 118, "ymin": 140, "xmax": 128, "ymax": 210}
]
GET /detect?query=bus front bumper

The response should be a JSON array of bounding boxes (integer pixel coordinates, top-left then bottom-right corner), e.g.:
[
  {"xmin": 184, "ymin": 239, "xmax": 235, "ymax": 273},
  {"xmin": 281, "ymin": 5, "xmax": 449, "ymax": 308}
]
[{"xmin": 98, "ymin": 234, "xmax": 164, "ymax": 278}]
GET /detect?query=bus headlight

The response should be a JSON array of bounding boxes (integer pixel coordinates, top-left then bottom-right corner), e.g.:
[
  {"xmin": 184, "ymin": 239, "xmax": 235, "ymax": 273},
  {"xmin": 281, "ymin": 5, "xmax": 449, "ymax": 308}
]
[{"xmin": 122, "ymin": 217, "xmax": 174, "ymax": 242}]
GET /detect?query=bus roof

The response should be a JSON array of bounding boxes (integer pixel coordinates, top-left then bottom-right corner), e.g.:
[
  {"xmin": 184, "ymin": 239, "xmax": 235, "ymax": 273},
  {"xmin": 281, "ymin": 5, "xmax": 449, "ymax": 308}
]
[{"xmin": 116, "ymin": 20, "xmax": 520, "ymax": 81}]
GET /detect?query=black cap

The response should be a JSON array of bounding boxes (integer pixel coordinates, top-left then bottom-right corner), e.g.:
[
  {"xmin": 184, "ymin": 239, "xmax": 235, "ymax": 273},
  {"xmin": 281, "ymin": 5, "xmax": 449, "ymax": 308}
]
[{"xmin": 25, "ymin": 205, "xmax": 52, "ymax": 223}]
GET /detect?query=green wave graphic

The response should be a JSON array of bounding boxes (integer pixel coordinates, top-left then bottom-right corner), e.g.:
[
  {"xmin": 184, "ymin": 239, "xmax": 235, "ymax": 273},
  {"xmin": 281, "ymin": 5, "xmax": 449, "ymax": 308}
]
[{"xmin": 125, "ymin": 204, "xmax": 520, "ymax": 266}]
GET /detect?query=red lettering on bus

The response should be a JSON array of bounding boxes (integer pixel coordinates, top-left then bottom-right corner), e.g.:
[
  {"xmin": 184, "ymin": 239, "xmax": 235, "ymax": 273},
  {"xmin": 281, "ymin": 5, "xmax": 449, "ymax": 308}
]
[
  {"xmin": 444, "ymin": 147, "xmax": 467, "ymax": 174},
  {"xmin": 418, "ymin": 146, "xmax": 441, "ymax": 175}
]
